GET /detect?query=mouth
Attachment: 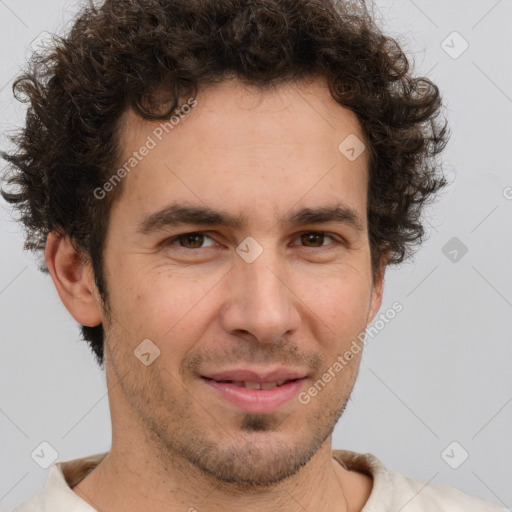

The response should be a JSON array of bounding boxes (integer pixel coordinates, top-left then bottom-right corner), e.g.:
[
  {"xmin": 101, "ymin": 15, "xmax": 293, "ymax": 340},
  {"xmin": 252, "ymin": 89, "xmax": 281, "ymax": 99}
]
[
  {"xmin": 200, "ymin": 369, "xmax": 308, "ymax": 413},
  {"xmin": 202, "ymin": 376, "xmax": 300, "ymax": 389}
]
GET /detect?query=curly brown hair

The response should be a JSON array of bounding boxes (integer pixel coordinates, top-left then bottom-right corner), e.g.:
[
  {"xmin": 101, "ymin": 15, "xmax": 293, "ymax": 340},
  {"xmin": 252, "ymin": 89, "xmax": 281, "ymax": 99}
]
[{"xmin": 1, "ymin": 0, "xmax": 449, "ymax": 366}]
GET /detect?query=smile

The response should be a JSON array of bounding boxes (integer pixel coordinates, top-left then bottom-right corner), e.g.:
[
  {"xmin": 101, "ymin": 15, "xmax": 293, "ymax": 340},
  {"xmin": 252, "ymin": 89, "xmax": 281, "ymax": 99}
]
[{"xmin": 200, "ymin": 375, "xmax": 307, "ymax": 413}]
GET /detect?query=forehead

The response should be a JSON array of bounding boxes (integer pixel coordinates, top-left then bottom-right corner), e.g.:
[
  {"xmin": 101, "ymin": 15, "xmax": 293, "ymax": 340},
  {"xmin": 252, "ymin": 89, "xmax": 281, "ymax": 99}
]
[
  {"xmin": 118, "ymin": 76, "xmax": 367, "ymax": 161},
  {"xmin": 113, "ymin": 76, "xmax": 369, "ymax": 226}
]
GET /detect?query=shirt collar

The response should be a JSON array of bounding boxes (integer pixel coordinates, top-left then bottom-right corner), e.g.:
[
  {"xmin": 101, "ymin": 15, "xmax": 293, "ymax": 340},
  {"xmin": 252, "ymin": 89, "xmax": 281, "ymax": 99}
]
[{"xmin": 42, "ymin": 450, "xmax": 388, "ymax": 511}]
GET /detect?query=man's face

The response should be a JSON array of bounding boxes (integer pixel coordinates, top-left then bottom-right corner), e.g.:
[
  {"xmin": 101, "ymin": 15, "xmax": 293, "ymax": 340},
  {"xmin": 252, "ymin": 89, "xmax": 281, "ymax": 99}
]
[{"xmin": 99, "ymin": 77, "xmax": 383, "ymax": 485}]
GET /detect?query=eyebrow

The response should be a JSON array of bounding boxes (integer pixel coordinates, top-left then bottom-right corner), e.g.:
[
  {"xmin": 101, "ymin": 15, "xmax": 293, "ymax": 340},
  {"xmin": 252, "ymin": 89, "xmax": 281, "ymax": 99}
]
[{"xmin": 137, "ymin": 202, "xmax": 364, "ymax": 235}]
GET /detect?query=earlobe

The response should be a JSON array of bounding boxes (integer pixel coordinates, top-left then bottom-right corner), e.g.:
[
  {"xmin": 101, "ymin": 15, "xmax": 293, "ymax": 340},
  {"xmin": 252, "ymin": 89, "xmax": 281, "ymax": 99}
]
[{"xmin": 45, "ymin": 232, "xmax": 103, "ymax": 327}]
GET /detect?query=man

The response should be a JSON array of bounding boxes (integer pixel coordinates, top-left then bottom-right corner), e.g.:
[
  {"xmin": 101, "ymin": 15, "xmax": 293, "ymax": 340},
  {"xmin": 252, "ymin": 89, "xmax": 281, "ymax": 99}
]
[{"xmin": 1, "ymin": 0, "xmax": 506, "ymax": 510}]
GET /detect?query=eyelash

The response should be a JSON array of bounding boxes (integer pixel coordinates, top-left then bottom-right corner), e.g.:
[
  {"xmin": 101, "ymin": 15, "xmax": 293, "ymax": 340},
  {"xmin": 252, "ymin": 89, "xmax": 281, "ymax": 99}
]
[{"xmin": 164, "ymin": 231, "xmax": 343, "ymax": 251}]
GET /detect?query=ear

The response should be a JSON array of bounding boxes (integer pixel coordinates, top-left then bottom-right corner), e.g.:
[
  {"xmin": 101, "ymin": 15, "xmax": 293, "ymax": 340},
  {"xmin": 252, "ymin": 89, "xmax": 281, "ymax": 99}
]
[
  {"xmin": 367, "ymin": 252, "xmax": 389, "ymax": 325},
  {"xmin": 45, "ymin": 232, "xmax": 103, "ymax": 327}
]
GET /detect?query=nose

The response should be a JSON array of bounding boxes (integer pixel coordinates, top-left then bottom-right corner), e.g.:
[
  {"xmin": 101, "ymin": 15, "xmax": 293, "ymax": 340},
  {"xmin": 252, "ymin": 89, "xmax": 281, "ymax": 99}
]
[{"xmin": 219, "ymin": 245, "xmax": 302, "ymax": 344}]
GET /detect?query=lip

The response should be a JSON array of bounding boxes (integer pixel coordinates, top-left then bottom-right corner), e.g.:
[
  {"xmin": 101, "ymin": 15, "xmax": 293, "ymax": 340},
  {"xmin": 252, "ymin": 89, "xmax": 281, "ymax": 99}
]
[
  {"xmin": 200, "ymin": 367, "xmax": 308, "ymax": 414},
  {"xmin": 201, "ymin": 368, "xmax": 307, "ymax": 383}
]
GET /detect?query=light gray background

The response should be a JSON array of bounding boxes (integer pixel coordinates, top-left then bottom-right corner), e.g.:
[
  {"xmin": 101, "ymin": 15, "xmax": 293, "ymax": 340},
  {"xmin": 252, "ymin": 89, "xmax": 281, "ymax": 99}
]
[{"xmin": 1, "ymin": 0, "xmax": 511, "ymax": 510}]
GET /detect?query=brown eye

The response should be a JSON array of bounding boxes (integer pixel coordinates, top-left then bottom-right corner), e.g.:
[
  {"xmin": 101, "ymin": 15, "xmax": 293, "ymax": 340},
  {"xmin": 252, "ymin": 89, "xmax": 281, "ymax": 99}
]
[
  {"xmin": 168, "ymin": 232, "xmax": 216, "ymax": 249},
  {"xmin": 178, "ymin": 234, "xmax": 205, "ymax": 248},
  {"xmin": 300, "ymin": 232, "xmax": 329, "ymax": 247}
]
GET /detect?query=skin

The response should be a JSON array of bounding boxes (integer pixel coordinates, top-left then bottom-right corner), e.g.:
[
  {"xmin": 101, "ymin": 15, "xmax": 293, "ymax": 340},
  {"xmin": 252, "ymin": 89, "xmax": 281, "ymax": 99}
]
[{"xmin": 45, "ymin": 76, "xmax": 385, "ymax": 512}]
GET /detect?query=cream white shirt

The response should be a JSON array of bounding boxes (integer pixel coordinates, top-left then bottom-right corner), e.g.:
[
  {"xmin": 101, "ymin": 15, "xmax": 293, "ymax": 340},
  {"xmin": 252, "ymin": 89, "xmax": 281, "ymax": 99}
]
[{"xmin": 12, "ymin": 450, "xmax": 508, "ymax": 511}]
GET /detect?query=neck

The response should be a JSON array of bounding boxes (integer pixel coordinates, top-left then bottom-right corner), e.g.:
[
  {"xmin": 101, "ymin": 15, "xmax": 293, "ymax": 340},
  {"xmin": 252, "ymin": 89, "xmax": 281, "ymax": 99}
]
[
  {"xmin": 71, "ymin": 363, "xmax": 372, "ymax": 512},
  {"xmin": 73, "ymin": 434, "xmax": 354, "ymax": 512}
]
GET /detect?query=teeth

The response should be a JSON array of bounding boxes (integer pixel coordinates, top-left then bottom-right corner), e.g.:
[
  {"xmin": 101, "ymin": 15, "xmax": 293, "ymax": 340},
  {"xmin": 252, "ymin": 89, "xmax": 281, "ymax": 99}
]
[
  {"xmin": 244, "ymin": 381, "xmax": 261, "ymax": 389},
  {"xmin": 220, "ymin": 380, "xmax": 291, "ymax": 389}
]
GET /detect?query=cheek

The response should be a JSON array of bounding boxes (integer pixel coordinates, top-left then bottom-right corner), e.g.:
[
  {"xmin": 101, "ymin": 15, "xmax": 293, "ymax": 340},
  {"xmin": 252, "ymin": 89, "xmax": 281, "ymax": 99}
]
[
  {"xmin": 104, "ymin": 249, "xmax": 373, "ymax": 358},
  {"xmin": 299, "ymin": 268, "xmax": 373, "ymax": 341},
  {"xmin": 109, "ymin": 269, "xmax": 217, "ymax": 355}
]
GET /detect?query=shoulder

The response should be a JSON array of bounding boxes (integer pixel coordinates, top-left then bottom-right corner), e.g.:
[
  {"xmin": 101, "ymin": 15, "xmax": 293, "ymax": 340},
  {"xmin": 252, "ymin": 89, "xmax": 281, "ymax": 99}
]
[
  {"xmin": 10, "ymin": 453, "xmax": 107, "ymax": 512},
  {"xmin": 332, "ymin": 449, "xmax": 508, "ymax": 512},
  {"xmin": 11, "ymin": 488, "xmax": 46, "ymax": 512},
  {"xmin": 389, "ymin": 470, "xmax": 508, "ymax": 511},
  {"xmin": 12, "ymin": 498, "xmax": 36, "ymax": 511}
]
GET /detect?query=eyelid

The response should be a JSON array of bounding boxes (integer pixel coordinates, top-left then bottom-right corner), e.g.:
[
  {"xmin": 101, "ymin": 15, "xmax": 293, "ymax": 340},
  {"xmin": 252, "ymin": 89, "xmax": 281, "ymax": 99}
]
[
  {"xmin": 164, "ymin": 230, "xmax": 345, "ymax": 249},
  {"xmin": 290, "ymin": 232, "xmax": 343, "ymax": 247},
  {"xmin": 165, "ymin": 231, "xmax": 218, "ymax": 248}
]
